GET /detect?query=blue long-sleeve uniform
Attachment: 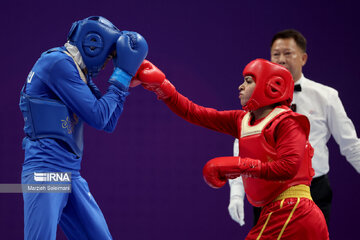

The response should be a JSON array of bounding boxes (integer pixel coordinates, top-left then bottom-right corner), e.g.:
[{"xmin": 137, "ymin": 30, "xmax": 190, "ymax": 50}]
[
  {"xmin": 20, "ymin": 46, "xmax": 127, "ymax": 240},
  {"xmin": 21, "ymin": 47, "xmax": 128, "ymax": 175}
]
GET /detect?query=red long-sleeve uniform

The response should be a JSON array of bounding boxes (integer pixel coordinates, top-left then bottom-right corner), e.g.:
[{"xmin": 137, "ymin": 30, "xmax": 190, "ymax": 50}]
[
  {"xmin": 163, "ymin": 90, "xmax": 329, "ymax": 240},
  {"xmin": 164, "ymin": 91, "xmax": 312, "ymax": 185}
]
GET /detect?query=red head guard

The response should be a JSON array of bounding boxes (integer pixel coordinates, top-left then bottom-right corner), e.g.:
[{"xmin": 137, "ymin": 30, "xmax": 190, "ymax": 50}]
[{"xmin": 242, "ymin": 59, "xmax": 294, "ymax": 111}]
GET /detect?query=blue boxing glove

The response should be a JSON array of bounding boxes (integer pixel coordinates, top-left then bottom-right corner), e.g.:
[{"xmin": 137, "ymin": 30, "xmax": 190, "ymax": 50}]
[{"xmin": 109, "ymin": 31, "xmax": 148, "ymax": 91}]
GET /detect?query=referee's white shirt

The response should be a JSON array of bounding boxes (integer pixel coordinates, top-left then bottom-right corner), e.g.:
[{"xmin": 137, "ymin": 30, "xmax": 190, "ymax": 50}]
[{"xmin": 292, "ymin": 74, "xmax": 360, "ymax": 177}]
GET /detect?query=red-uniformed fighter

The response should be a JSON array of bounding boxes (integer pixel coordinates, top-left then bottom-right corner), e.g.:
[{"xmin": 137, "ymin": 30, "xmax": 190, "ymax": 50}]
[{"xmin": 133, "ymin": 58, "xmax": 329, "ymax": 239}]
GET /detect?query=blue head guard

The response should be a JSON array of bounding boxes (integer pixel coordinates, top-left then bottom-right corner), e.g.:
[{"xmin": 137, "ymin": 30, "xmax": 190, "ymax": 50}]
[{"xmin": 67, "ymin": 16, "xmax": 121, "ymax": 77}]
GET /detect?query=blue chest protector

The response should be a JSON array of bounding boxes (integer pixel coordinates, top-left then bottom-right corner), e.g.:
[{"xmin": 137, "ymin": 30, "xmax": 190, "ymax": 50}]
[{"xmin": 19, "ymin": 48, "xmax": 84, "ymax": 157}]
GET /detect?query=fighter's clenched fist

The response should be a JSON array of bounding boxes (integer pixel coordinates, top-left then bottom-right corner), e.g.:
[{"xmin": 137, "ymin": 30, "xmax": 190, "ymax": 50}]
[
  {"xmin": 109, "ymin": 31, "xmax": 148, "ymax": 91},
  {"xmin": 203, "ymin": 156, "xmax": 262, "ymax": 189},
  {"xmin": 131, "ymin": 60, "xmax": 176, "ymax": 99}
]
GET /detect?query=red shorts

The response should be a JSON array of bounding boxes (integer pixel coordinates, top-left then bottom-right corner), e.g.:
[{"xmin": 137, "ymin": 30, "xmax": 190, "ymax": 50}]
[{"xmin": 246, "ymin": 198, "xmax": 329, "ymax": 240}]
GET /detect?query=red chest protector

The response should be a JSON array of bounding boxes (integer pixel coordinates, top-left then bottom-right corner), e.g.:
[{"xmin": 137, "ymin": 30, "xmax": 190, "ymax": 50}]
[{"xmin": 239, "ymin": 106, "xmax": 314, "ymax": 207}]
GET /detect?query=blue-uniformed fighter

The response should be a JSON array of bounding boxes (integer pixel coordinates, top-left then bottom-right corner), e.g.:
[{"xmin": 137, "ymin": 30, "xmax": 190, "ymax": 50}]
[{"xmin": 19, "ymin": 16, "xmax": 148, "ymax": 240}]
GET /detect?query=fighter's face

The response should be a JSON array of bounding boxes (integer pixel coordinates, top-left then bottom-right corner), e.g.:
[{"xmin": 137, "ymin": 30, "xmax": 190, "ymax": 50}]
[
  {"xmin": 270, "ymin": 38, "xmax": 307, "ymax": 82},
  {"xmin": 239, "ymin": 75, "xmax": 256, "ymax": 106}
]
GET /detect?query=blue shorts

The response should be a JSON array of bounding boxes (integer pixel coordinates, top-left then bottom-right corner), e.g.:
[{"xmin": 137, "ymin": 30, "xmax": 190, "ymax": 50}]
[{"xmin": 22, "ymin": 172, "xmax": 112, "ymax": 240}]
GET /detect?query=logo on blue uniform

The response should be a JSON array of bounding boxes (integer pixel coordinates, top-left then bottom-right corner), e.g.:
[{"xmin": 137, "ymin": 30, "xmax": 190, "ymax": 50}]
[
  {"xmin": 61, "ymin": 114, "xmax": 79, "ymax": 134},
  {"xmin": 27, "ymin": 71, "xmax": 35, "ymax": 83}
]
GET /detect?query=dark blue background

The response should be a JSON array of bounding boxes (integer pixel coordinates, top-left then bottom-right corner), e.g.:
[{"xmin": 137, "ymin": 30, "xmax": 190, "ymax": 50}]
[{"xmin": 1, "ymin": 0, "xmax": 359, "ymax": 239}]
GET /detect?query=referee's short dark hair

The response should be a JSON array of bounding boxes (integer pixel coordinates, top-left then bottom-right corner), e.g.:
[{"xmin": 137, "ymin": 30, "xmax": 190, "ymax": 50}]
[{"xmin": 271, "ymin": 29, "xmax": 307, "ymax": 52}]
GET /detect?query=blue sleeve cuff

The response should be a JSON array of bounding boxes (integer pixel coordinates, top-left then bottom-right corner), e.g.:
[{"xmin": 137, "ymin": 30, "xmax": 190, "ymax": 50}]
[{"xmin": 108, "ymin": 68, "xmax": 132, "ymax": 91}]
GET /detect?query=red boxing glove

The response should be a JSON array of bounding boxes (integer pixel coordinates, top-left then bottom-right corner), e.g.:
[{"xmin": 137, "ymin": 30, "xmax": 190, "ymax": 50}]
[
  {"xmin": 130, "ymin": 60, "xmax": 164, "ymax": 88},
  {"xmin": 202, "ymin": 157, "xmax": 262, "ymax": 189},
  {"xmin": 131, "ymin": 60, "xmax": 176, "ymax": 99}
]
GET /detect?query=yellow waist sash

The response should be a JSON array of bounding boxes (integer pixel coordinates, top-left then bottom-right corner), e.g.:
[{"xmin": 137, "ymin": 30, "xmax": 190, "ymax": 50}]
[{"xmin": 273, "ymin": 184, "xmax": 312, "ymax": 202}]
